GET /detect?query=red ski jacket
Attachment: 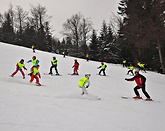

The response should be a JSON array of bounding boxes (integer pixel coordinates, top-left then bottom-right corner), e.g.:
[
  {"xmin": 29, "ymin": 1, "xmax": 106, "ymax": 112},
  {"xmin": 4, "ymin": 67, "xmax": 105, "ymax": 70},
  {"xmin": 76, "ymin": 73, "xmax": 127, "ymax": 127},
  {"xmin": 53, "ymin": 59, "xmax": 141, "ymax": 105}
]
[
  {"xmin": 73, "ymin": 62, "xmax": 79, "ymax": 68},
  {"xmin": 126, "ymin": 74, "xmax": 146, "ymax": 88}
]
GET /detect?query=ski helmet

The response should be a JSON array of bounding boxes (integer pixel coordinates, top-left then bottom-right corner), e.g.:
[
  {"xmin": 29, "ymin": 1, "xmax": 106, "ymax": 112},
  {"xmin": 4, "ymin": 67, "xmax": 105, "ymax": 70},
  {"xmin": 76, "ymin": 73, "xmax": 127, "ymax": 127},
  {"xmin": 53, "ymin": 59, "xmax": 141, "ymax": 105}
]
[
  {"xmin": 36, "ymin": 64, "xmax": 40, "ymax": 67},
  {"xmin": 20, "ymin": 59, "xmax": 24, "ymax": 63},
  {"xmin": 32, "ymin": 56, "xmax": 36, "ymax": 59},
  {"xmin": 85, "ymin": 74, "xmax": 91, "ymax": 78}
]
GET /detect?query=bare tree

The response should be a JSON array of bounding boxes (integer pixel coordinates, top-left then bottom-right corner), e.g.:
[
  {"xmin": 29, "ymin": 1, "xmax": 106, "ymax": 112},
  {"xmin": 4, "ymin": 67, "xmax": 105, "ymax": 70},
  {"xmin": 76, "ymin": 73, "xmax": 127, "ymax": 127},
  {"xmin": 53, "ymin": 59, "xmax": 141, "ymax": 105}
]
[
  {"xmin": 30, "ymin": 4, "xmax": 52, "ymax": 32},
  {"xmin": 8, "ymin": 4, "xmax": 15, "ymax": 30},
  {"xmin": 62, "ymin": 13, "xmax": 93, "ymax": 51},
  {"xmin": 80, "ymin": 18, "xmax": 93, "ymax": 45},
  {"xmin": 0, "ymin": 13, "xmax": 3, "ymax": 26},
  {"xmin": 15, "ymin": 5, "xmax": 28, "ymax": 34},
  {"xmin": 29, "ymin": 4, "xmax": 52, "ymax": 50},
  {"xmin": 62, "ymin": 13, "xmax": 82, "ymax": 50}
]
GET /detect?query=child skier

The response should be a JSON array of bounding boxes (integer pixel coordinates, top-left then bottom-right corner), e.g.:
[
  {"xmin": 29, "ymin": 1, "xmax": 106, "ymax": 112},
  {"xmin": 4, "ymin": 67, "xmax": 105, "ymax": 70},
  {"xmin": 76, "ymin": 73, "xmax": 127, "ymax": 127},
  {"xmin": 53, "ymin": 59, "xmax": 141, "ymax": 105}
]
[
  {"xmin": 32, "ymin": 45, "xmax": 35, "ymax": 53},
  {"xmin": 27, "ymin": 56, "xmax": 39, "ymax": 67},
  {"xmin": 62, "ymin": 51, "xmax": 66, "ymax": 57},
  {"xmin": 127, "ymin": 64, "xmax": 134, "ymax": 76},
  {"xmin": 125, "ymin": 69, "xmax": 152, "ymax": 101},
  {"xmin": 97, "ymin": 62, "xmax": 107, "ymax": 76},
  {"xmin": 78, "ymin": 74, "xmax": 91, "ymax": 95},
  {"xmin": 122, "ymin": 59, "xmax": 127, "ymax": 67},
  {"xmin": 49, "ymin": 56, "xmax": 59, "ymax": 75},
  {"xmin": 28, "ymin": 65, "xmax": 41, "ymax": 86},
  {"xmin": 86, "ymin": 53, "xmax": 89, "ymax": 61},
  {"xmin": 72, "ymin": 59, "xmax": 79, "ymax": 75},
  {"xmin": 11, "ymin": 59, "xmax": 27, "ymax": 79}
]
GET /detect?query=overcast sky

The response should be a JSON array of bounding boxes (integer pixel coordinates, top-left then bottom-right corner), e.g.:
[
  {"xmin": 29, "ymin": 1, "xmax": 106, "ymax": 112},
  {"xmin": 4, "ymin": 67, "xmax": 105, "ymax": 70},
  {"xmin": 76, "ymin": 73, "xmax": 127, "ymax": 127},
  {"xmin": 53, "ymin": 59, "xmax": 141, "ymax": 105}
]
[{"xmin": 0, "ymin": 0, "xmax": 120, "ymax": 39}]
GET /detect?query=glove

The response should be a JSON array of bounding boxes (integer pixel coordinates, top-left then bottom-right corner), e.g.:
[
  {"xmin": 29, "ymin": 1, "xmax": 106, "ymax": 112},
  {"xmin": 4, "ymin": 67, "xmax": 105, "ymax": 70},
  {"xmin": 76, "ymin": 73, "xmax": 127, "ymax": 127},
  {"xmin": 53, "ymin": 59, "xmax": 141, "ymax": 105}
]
[
  {"xmin": 86, "ymin": 85, "xmax": 89, "ymax": 88},
  {"xmin": 28, "ymin": 73, "xmax": 32, "ymax": 76}
]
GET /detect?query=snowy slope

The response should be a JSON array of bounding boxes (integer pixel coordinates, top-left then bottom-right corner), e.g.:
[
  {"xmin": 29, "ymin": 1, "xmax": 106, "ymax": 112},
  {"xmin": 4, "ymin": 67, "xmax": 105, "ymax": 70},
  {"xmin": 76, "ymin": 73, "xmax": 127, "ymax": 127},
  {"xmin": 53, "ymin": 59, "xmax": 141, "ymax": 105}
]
[{"xmin": 0, "ymin": 42, "xmax": 165, "ymax": 131}]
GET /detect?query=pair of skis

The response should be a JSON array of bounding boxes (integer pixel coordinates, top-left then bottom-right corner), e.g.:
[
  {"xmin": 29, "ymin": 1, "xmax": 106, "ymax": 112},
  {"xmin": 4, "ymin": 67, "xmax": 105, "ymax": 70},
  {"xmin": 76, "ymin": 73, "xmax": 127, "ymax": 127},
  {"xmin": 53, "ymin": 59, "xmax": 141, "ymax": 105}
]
[
  {"xmin": 121, "ymin": 96, "xmax": 160, "ymax": 102},
  {"xmin": 43, "ymin": 73, "xmax": 61, "ymax": 76}
]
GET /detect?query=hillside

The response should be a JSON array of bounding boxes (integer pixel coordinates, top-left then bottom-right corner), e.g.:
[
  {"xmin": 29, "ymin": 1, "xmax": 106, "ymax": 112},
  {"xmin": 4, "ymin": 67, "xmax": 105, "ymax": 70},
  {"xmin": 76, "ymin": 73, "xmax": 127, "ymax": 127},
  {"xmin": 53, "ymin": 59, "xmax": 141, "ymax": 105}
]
[{"xmin": 0, "ymin": 42, "xmax": 165, "ymax": 131}]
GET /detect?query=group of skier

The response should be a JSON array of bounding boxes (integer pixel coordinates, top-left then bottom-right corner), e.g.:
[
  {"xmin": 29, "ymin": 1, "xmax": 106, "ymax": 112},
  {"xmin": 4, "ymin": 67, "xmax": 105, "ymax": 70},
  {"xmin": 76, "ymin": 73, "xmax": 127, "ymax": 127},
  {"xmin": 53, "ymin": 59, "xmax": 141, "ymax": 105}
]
[
  {"xmin": 79, "ymin": 60, "xmax": 152, "ymax": 101},
  {"xmin": 10, "ymin": 53, "xmax": 152, "ymax": 101},
  {"xmin": 123, "ymin": 59, "xmax": 152, "ymax": 101},
  {"xmin": 11, "ymin": 56, "xmax": 41, "ymax": 86}
]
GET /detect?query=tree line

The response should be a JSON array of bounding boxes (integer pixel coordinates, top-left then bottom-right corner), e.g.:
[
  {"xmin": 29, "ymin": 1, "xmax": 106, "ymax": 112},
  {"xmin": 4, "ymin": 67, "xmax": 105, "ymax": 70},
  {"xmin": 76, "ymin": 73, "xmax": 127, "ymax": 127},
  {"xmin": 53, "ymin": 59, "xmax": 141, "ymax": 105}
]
[
  {"xmin": 0, "ymin": 4, "xmax": 116, "ymax": 63},
  {"xmin": 117, "ymin": 0, "xmax": 165, "ymax": 73},
  {"xmin": 0, "ymin": 4, "xmax": 55, "ymax": 51},
  {"xmin": 0, "ymin": 1, "xmax": 165, "ymax": 74}
]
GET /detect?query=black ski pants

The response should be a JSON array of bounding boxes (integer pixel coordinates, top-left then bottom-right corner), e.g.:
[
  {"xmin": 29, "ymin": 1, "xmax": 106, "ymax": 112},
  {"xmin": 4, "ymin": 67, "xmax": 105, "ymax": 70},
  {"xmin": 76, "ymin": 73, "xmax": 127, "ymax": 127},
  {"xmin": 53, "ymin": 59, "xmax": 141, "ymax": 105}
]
[
  {"xmin": 99, "ymin": 69, "xmax": 106, "ymax": 75},
  {"xmin": 134, "ymin": 84, "xmax": 150, "ymax": 98},
  {"xmin": 127, "ymin": 70, "xmax": 134, "ymax": 75},
  {"xmin": 50, "ymin": 65, "xmax": 59, "ymax": 74}
]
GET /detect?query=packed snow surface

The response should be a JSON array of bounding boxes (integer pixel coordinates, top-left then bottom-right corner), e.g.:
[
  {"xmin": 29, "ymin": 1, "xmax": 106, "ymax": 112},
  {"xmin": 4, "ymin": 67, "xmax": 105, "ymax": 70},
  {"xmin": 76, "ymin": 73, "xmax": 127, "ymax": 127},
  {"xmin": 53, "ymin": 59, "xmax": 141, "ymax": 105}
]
[{"xmin": 0, "ymin": 42, "xmax": 165, "ymax": 131}]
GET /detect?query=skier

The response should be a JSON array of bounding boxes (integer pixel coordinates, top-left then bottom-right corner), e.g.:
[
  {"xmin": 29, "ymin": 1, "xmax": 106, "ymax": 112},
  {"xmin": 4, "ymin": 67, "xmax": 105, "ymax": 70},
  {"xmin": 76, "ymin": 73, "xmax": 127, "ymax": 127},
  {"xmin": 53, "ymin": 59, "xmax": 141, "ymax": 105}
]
[
  {"xmin": 62, "ymin": 51, "xmax": 66, "ymax": 58},
  {"xmin": 125, "ymin": 69, "xmax": 152, "ymax": 101},
  {"xmin": 97, "ymin": 62, "xmax": 107, "ymax": 76},
  {"xmin": 85, "ymin": 53, "xmax": 89, "ymax": 61},
  {"xmin": 27, "ymin": 56, "xmax": 39, "ymax": 67},
  {"xmin": 11, "ymin": 59, "xmax": 27, "ymax": 79},
  {"xmin": 28, "ymin": 65, "xmax": 41, "ymax": 86},
  {"xmin": 137, "ymin": 61, "xmax": 141, "ymax": 70},
  {"xmin": 139, "ymin": 63, "xmax": 147, "ymax": 73},
  {"xmin": 127, "ymin": 64, "xmax": 134, "ymax": 76},
  {"xmin": 32, "ymin": 45, "xmax": 35, "ymax": 53},
  {"xmin": 49, "ymin": 56, "xmax": 59, "ymax": 75},
  {"xmin": 78, "ymin": 74, "xmax": 91, "ymax": 95},
  {"xmin": 72, "ymin": 59, "xmax": 79, "ymax": 75},
  {"xmin": 122, "ymin": 59, "xmax": 127, "ymax": 67}
]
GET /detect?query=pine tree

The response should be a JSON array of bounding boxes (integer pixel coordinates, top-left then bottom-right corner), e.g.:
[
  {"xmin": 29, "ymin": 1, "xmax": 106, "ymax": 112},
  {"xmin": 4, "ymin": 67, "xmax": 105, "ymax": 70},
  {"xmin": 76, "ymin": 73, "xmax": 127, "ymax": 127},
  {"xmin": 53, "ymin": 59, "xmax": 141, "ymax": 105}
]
[
  {"xmin": 89, "ymin": 29, "xmax": 98, "ymax": 61},
  {"xmin": 98, "ymin": 20, "xmax": 108, "ymax": 61},
  {"xmin": 98, "ymin": 20, "xmax": 115, "ymax": 62},
  {"xmin": 2, "ymin": 12, "xmax": 15, "ymax": 44}
]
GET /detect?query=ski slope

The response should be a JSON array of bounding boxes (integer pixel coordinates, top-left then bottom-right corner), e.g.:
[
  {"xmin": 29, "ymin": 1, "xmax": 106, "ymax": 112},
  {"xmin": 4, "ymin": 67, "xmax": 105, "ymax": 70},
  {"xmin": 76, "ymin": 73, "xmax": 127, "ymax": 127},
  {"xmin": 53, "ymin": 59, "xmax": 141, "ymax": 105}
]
[{"xmin": 0, "ymin": 42, "xmax": 165, "ymax": 131}]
